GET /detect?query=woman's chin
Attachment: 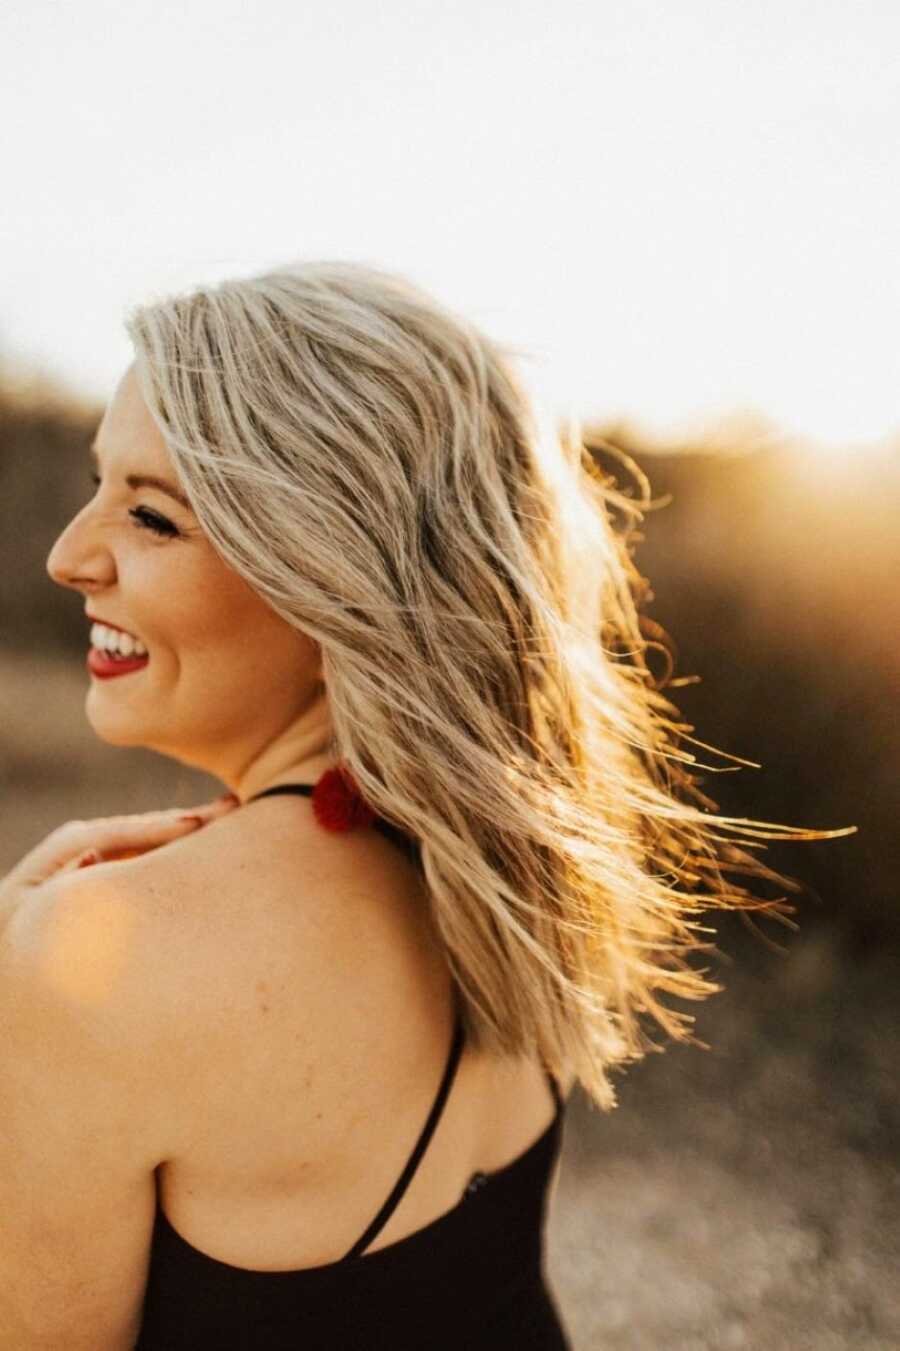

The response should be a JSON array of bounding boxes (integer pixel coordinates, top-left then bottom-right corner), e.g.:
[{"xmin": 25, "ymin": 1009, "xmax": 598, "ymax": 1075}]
[
  {"xmin": 87, "ymin": 725, "xmax": 144, "ymax": 748},
  {"xmin": 84, "ymin": 700, "xmax": 147, "ymax": 747}
]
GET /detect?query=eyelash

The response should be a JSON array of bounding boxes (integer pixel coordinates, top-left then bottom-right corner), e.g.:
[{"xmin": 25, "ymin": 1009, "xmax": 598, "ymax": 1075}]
[{"xmin": 87, "ymin": 470, "xmax": 180, "ymax": 539}]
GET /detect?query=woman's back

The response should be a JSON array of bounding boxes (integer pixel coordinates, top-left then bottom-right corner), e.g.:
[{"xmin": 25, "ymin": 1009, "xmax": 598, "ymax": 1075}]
[{"xmin": 132, "ymin": 784, "xmax": 572, "ymax": 1347}]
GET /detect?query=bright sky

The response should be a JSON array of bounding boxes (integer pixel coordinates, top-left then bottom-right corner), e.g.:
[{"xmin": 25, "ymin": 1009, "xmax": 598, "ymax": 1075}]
[{"xmin": 1, "ymin": 0, "xmax": 897, "ymax": 448}]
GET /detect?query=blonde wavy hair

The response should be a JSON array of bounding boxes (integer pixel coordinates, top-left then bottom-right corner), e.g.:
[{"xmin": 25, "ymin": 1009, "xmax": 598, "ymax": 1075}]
[{"xmin": 125, "ymin": 260, "xmax": 846, "ymax": 1110}]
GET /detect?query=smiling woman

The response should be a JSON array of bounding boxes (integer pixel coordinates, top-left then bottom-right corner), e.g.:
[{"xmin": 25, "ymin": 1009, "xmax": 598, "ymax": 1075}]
[
  {"xmin": 45, "ymin": 362, "xmax": 331, "ymax": 776},
  {"xmin": 4, "ymin": 258, "xmax": 851, "ymax": 1351}
]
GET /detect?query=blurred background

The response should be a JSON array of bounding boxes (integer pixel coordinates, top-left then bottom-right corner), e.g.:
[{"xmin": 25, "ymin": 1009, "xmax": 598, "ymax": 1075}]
[{"xmin": 1, "ymin": 2, "xmax": 897, "ymax": 1347}]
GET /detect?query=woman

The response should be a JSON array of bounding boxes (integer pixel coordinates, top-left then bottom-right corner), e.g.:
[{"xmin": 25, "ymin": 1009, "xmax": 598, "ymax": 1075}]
[{"xmin": 1, "ymin": 261, "xmax": 835, "ymax": 1349}]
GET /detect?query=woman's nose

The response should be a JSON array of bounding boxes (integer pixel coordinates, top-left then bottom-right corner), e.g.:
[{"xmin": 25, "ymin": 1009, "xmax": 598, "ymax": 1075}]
[{"xmin": 46, "ymin": 510, "xmax": 113, "ymax": 592}]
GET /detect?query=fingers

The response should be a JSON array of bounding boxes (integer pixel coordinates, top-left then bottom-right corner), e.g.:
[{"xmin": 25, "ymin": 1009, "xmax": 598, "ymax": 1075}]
[
  {"xmin": 21, "ymin": 793, "xmax": 242, "ymax": 886},
  {"xmin": 200, "ymin": 792, "xmax": 241, "ymax": 820},
  {"xmin": 91, "ymin": 792, "xmax": 241, "ymax": 863},
  {"xmin": 174, "ymin": 792, "xmax": 239, "ymax": 824}
]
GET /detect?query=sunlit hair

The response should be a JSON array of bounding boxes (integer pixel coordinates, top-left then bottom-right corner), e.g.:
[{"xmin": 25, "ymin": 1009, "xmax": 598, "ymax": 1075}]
[{"xmin": 125, "ymin": 260, "xmax": 843, "ymax": 1110}]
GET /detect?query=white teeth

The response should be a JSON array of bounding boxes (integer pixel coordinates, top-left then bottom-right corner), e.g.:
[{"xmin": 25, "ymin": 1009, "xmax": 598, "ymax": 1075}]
[{"xmin": 90, "ymin": 622, "xmax": 148, "ymax": 657}]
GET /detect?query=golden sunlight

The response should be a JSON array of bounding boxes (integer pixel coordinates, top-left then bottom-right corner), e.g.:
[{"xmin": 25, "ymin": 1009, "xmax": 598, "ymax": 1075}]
[{"xmin": 36, "ymin": 874, "xmax": 139, "ymax": 1011}]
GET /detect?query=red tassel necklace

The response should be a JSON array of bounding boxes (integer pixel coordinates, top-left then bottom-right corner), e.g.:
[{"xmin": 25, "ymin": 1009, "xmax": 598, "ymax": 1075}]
[{"xmin": 308, "ymin": 764, "xmax": 377, "ymax": 832}]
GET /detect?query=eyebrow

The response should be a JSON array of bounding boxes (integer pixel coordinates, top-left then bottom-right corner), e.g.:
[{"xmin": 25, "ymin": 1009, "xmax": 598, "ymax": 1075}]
[{"xmin": 89, "ymin": 439, "xmax": 194, "ymax": 514}]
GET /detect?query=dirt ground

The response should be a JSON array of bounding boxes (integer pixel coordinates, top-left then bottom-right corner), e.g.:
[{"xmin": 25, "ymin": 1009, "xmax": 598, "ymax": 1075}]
[
  {"xmin": 545, "ymin": 920, "xmax": 899, "ymax": 1349},
  {"xmin": 2, "ymin": 651, "xmax": 897, "ymax": 1350}
]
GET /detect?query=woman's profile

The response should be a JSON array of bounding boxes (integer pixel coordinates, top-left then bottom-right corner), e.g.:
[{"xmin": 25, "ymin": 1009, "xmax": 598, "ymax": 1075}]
[{"xmin": 0, "ymin": 260, "xmax": 846, "ymax": 1349}]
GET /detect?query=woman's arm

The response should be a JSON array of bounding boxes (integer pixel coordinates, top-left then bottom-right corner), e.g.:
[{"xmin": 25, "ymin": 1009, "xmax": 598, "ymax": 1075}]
[
  {"xmin": 0, "ymin": 794, "xmax": 238, "ymax": 1349},
  {"xmin": 0, "ymin": 866, "xmax": 169, "ymax": 1349}
]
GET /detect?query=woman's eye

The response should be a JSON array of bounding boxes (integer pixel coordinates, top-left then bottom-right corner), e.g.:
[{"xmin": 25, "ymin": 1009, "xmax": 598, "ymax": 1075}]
[
  {"xmin": 87, "ymin": 470, "xmax": 179, "ymax": 539},
  {"xmin": 130, "ymin": 506, "xmax": 179, "ymax": 538}
]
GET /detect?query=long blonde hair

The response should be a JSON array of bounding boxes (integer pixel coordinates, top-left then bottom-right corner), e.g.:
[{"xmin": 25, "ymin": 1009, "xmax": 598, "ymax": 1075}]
[{"xmin": 125, "ymin": 260, "xmax": 847, "ymax": 1110}]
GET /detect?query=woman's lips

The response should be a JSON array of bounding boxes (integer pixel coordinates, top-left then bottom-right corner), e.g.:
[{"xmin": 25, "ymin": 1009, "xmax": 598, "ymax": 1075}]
[{"xmin": 87, "ymin": 647, "xmax": 151, "ymax": 679}]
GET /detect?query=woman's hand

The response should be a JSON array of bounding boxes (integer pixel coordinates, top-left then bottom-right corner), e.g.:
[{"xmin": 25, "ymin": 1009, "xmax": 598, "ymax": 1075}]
[{"xmin": 0, "ymin": 793, "xmax": 240, "ymax": 927}]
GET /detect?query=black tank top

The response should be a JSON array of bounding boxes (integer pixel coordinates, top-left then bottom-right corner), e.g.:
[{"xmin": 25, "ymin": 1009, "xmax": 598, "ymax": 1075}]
[{"xmin": 135, "ymin": 782, "xmax": 572, "ymax": 1350}]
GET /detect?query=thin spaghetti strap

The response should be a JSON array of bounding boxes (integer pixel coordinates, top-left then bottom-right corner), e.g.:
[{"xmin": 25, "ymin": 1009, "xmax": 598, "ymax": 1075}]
[
  {"xmin": 539, "ymin": 1055, "xmax": 563, "ymax": 1115},
  {"xmin": 341, "ymin": 1004, "xmax": 467, "ymax": 1262},
  {"xmin": 545, "ymin": 1068, "xmax": 563, "ymax": 1113},
  {"xmin": 246, "ymin": 783, "xmax": 318, "ymax": 800}
]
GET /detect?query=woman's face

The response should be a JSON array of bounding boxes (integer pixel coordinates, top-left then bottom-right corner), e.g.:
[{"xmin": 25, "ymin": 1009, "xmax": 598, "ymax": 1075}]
[{"xmin": 46, "ymin": 363, "xmax": 334, "ymax": 799}]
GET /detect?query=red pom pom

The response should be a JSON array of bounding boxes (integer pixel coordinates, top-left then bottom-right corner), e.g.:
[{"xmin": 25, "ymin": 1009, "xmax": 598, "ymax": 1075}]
[{"xmin": 311, "ymin": 765, "xmax": 376, "ymax": 832}]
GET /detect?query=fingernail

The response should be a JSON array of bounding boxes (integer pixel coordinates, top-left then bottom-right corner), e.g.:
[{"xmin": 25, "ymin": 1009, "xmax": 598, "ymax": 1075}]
[{"xmin": 177, "ymin": 814, "xmax": 204, "ymax": 828}]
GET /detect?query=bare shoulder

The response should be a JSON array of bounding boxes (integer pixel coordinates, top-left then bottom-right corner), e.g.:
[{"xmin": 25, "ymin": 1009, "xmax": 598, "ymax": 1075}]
[
  {"xmin": 0, "ymin": 807, "xmax": 350, "ymax": 1128},
  {"xmin": 122, "ymin": 808, "xmax": 580, "ymax": 1105},
  {"xmin": 0, "ymin": 859, "xmax": 199, "ymax": 1168},
  {"xmin": 0, "ymin": 870, "xmax": 153, "ymax": 1106},
  {"xmin": 1, "ymin": 857, "xmax": 168, "ymax": 1031},
  {"xmin": 88, "ymin": 804, "xmax": 346, "ymax": 996},
  {"xmin": 12, "ymin": 807, "xmax": 576, "ymax": 1123},
  {"xmin": 69, "ymin": 801, "xmax": 444, "ymax": 1043},
  {"xmin": 0, "ymin": 808, "xmax": 304, "ymax": 1042}
]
